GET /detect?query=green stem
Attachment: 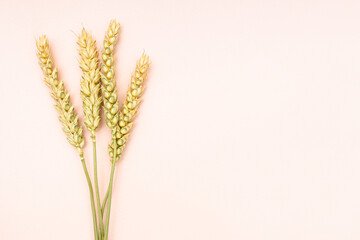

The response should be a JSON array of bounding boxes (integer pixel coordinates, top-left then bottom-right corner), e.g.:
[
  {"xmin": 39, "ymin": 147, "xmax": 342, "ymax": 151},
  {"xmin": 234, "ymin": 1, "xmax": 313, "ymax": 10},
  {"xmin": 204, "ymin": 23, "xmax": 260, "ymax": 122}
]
[
  {"xmin": 101, "ymin": 186, "xmax": 109, "ymax": 215},
  {"xmin": 80, "ymin": 154, "xmax": 99, "ymax": 240},
  {"xmin": 104, "ymin": 138, "xmax": 117, "ymax": 240},
  {"xmin": 92, "ymin": 136, "xmax": 104, "ymax": 238}
]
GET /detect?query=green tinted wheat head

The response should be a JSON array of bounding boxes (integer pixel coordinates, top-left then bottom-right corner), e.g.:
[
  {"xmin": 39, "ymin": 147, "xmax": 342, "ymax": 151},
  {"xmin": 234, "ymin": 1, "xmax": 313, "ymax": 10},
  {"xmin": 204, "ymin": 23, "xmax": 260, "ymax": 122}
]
[
  {"xmin": 77, "ymin": 29, "xmax": 102, "ymax": 137},
  {"xmin": 36, "ymin": 35, "xmax": 85, "ymax": 155},
  {"xmin": 108, "ymin": 53, "xmax": 150, "ymax": 161},
  {"xmin": 101, "ymin": 20, "xmax": 121, "ymax": 131}
]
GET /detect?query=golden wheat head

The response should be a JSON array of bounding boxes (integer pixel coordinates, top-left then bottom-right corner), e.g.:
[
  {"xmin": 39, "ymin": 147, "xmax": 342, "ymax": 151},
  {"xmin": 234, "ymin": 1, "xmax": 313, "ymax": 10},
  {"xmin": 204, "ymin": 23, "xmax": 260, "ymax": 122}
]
[
  {"xmin": 77, "ymin": 29, "xmax": 102, "ymax": 137},
  {"xmin": 101, "ymin": 20, "xmax": 121, "ymax": 131},
  {"xmin": 109, "ymin": 53, "xmax": 150, "ymax": 161},
  {"xmin": 36, "ymin": 35, "xmax": 84, "ymax": 154}
]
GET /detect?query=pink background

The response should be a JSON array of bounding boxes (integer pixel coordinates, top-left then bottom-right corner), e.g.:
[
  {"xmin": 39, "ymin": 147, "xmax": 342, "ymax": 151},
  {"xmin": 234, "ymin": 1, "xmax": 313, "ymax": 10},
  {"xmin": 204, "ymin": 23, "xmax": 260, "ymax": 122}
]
[{"xmin": 1, "ymin": 0, "xmax": 360, "ymax": 239}]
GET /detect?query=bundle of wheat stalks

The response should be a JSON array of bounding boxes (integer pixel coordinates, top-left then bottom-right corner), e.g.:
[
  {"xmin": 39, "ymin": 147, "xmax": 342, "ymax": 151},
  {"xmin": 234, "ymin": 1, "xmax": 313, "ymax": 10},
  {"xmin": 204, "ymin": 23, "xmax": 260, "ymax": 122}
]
[{"xmin": 36, "ymin": 20, "xmax": 150, "ymax": 240}]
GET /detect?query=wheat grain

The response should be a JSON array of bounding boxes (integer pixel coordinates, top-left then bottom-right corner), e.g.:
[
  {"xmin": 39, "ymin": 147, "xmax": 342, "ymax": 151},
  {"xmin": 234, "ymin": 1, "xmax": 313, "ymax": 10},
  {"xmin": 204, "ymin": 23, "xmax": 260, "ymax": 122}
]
[
  {"xmin": 77, "ymin": 29, "xmax": 102, "ymax": 136},
  {"xmin": 36, "ymin": 35, "xmax": 84, "ymax": 154},
  {"xmin": 108, "ymin": 53, "xmax": 150, "ymax": 161},
  {"xmin": 101, "ymin": 20, "xmax": 121, "ymax": 130}
]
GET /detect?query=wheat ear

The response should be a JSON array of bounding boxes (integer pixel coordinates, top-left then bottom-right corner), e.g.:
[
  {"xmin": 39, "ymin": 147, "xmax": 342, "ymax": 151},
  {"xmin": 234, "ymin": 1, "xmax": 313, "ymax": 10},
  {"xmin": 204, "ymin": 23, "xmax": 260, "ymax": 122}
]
[
  {"xmin": 108, "ymin": 53, "xmax": 150, "ymax": 161},
  {"xmin": 77, "ymin": 29, "xmax": 102, "ymax": 136},
  {"xmin": 101, "ymin": 20, "xmax": 121, "ymax": 130},
  {"xmin": 36, "ymin": 35, "xmax": 84, "ymax": 154}
]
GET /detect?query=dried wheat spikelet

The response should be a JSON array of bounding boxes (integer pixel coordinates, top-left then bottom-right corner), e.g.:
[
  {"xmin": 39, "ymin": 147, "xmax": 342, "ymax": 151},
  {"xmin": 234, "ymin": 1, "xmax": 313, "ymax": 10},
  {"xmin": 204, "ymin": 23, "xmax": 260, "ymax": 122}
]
[
  {"xmin": 36, "ymin": 35, "xmax": 84, "ymax": 154},
  {"xmin": 101, "ymin": 20, "xmax": 121, "ymax": 131},
  {"xmin": 77, "ymin": 29, "xmax": 102, "ymax": 136},
  {"xmin": 108, "ymin": 53, "xmax": 150, "ymax": 161}
]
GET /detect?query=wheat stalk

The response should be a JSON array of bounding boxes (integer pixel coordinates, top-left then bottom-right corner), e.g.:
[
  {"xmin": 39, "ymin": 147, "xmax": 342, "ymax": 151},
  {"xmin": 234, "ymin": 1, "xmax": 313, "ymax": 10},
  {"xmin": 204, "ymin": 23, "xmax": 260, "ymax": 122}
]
[
  {"xmin": 36, "ymin": 35, "xmax": 99, "ymax": 240},
  {"xmin": 102, "ymin": 53, "xmax": 150, "ymax": 240},
  {"xmin": 36, "ymin": 35, "xmax": 84, "ymax": 154},
  {"xmin": 77, "ymin": 28, "xmax": 105, "ymax": 238},
  {"xmin": 77, "ymin": 28, "xmax": 102, "ymax": 136}
]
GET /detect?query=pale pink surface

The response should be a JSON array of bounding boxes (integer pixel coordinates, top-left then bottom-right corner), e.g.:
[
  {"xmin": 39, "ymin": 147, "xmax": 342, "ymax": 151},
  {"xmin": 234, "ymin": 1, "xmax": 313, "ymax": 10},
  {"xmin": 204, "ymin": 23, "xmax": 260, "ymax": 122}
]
[{"xmin": 1, "ymin": 0, "xmax": 360, "ymax": 239}]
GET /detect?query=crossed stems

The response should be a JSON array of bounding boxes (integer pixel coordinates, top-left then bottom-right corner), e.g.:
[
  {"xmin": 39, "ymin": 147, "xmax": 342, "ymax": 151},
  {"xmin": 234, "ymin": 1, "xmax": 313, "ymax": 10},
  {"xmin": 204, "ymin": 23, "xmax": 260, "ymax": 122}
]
[{"xmin": 80, "ymin": 136, "xmax": 118, "ymax": 240}]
